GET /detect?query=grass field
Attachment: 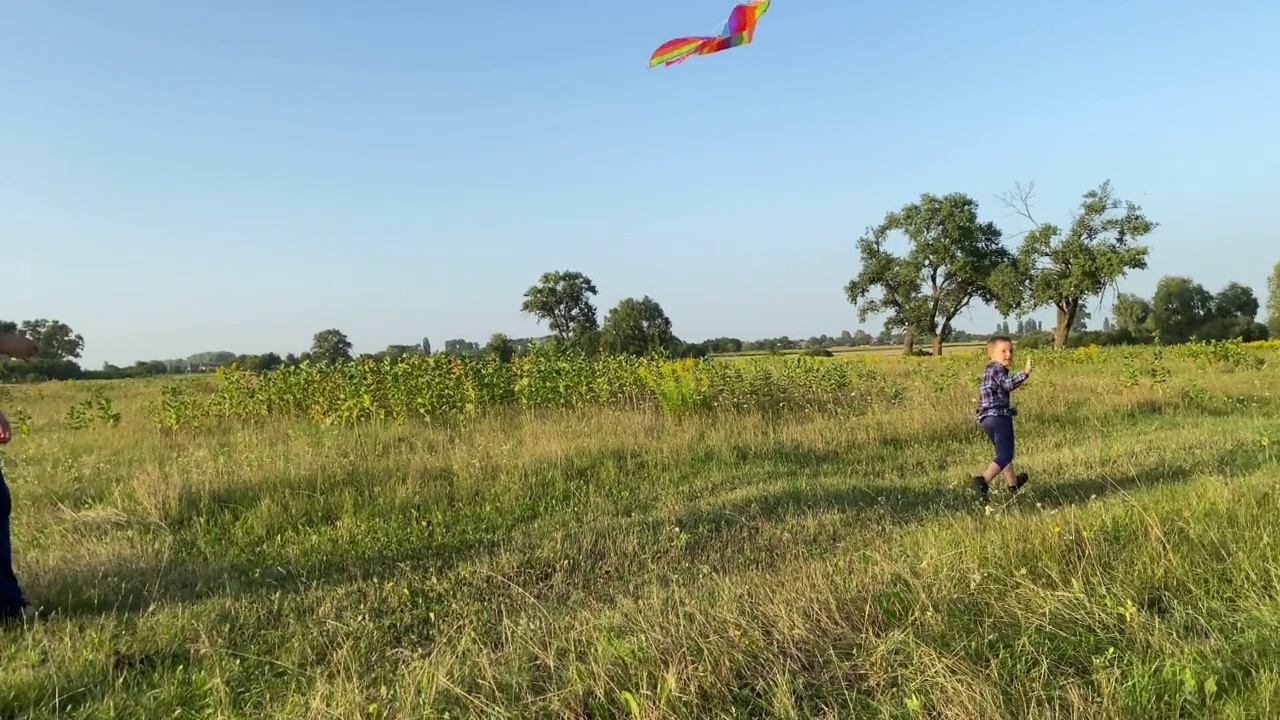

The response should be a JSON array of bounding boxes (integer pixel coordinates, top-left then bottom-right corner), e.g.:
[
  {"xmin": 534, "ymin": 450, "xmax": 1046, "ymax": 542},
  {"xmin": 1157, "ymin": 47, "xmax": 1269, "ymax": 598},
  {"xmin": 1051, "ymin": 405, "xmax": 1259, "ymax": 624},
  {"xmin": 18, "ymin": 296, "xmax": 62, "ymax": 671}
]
[
  {"xmin": 712, "ymin": 341, "xmax": 987, "ymax": 359},
  {"xmin": 1, "ymin": 341, "xmax": 1278, "ymax": 718}
]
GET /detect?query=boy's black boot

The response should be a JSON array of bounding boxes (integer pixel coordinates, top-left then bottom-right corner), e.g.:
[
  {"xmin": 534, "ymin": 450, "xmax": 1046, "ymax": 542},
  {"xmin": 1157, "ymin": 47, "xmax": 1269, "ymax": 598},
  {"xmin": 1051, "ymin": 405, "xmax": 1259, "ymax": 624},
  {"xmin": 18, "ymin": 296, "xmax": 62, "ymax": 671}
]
[
  {"xmin": 1008, "ymin": 472, "xmax": 1029, "ymax": 493},
  {"xmin": 0, "ymin": 601, "xmax": 25, "ymax": 627},
  {"xmin": 972, "ymin": 476, "xmax": 989, "ymax": 504}
]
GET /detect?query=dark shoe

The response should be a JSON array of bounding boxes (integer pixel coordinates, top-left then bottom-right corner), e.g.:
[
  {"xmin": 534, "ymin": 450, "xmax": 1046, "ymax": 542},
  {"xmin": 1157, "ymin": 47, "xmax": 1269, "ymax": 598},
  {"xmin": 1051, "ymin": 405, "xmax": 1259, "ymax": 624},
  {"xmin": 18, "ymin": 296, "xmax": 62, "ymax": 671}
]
[
  {"xmin": 1007, "ymin": 472, "xmax": 1029, "ymax": 493},
  {"xmin": 0, "ymin": 603, "xmax": 25, "ymax": 627},
  {"xmin": 972, "ymin": 476, "xmax": 989, "ymax": 504}
]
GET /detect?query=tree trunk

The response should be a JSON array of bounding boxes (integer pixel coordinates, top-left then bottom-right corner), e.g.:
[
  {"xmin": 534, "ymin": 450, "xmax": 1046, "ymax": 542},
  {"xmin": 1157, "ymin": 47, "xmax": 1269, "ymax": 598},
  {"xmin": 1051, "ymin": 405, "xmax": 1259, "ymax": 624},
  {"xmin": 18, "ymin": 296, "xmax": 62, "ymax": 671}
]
[
  {"xmin": 931, "ymin": 333, "xmax": 944, "ymax": 356},
  {"xmin": 1054, "ymin": 300, "xmax": 1079, "ymax": 350},
  {"xmin": 902, "ymin": 330, "xmax": 915, "ymax": 356}
]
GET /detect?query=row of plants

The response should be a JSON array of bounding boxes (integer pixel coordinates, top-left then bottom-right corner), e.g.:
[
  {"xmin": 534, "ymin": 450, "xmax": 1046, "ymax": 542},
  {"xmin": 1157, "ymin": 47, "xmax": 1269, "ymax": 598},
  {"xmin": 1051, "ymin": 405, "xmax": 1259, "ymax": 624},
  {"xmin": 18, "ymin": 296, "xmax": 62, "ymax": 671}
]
[{"xmin": 110, "ymin": 340, "xmax": 1272, "ymax": 431}]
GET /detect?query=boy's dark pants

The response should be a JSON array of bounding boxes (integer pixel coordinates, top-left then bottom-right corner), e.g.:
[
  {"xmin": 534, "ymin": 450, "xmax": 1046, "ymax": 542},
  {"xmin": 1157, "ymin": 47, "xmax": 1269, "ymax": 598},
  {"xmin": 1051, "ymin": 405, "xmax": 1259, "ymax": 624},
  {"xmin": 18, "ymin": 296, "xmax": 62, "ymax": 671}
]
[
  {"xmin": 0, "ymin": 467, "xmax": 25, "ymax": 612},
  {"xmin": 980, "ymin": 414, "xmax": 1015, "ymax": 470}
]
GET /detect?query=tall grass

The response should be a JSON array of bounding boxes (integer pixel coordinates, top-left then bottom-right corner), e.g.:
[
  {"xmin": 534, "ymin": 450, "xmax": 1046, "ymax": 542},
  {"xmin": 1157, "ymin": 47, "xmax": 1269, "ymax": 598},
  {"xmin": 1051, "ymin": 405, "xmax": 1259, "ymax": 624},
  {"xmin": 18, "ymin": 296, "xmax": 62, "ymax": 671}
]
[{"xmin": 0, "ymin": 339, "xmax": 1277, "ymax": 718}]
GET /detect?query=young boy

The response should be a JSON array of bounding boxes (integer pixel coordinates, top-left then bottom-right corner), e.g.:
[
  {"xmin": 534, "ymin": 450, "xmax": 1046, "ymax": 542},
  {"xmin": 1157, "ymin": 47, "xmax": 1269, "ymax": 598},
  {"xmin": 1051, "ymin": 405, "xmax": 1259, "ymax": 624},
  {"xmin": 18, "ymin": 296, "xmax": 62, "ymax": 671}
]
[
  {"xmin": 0, "ymin": 331, "xmax": 38, "ymax": 623},
  {"xmin": 972, "ymin": 335, "xmax": 1033, "ymax": 504}
]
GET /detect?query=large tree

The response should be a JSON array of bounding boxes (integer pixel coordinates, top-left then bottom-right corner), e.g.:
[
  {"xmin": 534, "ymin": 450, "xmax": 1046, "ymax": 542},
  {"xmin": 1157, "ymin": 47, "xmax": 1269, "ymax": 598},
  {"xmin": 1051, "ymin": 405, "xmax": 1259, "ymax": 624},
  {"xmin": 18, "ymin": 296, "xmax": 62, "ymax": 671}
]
[
  {"xmin": 999, "ymin": 180, "xmax": 1157, "ymax": 350},
  {"xmin": 17, "ymin": 319, "xmax": 84, "ymax": 361},
  {"xmin": 1268, "ymin": 261, "xmax": 1280, "ymax": 340},
  {"xmin": 379, "ymin": 344, "xmax": 421, "ymax": 361},
  {"xmin": 443, "ymin": 339, "xmax": 481, "ymax": 356},
  {"xmin": 1141, "ymin": 276, "xmax": 1264, "ymax": 343},
  {"xmin": 844, "ymin": 237, "xmax": 920, "ymax": 354},
  {"xmin": 310, "ymin": 328, "xmax": 353, "ymax": 363},
  {"xmin": 601, "ymin": 296, "xmax": 676, "ymax": 356},
  {"xmin": 485, "ymin": 333, "xmax": 515, "ymax": 363},
  {"xmin": 1148, "ymin": 275, "xmax": 1214, "ymax": 344},
  {"xmin": 1111, "ymin": 292, "xmax": 1152, "ymax": 336},
  {"xmin": 1206, "ymin": 281, "xmax": 1263, "ymax": 341},
  {"xmin": 845, "ymin": 192, "xmax": 1015, "ymax": 356},
  {"xmin": 1213, "ymin": 281, "xmax": 1259, "ymax": 320},
  {"xmin": 520, "ymin": 270, "xmax": 599, "ymax": 348}
]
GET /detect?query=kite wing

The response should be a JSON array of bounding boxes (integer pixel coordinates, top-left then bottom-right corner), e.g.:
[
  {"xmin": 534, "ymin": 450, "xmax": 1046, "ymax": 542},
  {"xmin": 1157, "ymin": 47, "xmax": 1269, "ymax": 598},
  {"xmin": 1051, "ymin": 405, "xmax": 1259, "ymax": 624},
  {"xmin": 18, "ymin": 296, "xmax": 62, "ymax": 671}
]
[
  {"xmin": 649, "ymin": 36, "xmax": 711, "ymax": 67},
  {"xmin": 721, "ymin": 0, "xmax": 770, "ymax": 44},
  {"xmin": 649, "ymin": 1, "xmax": 771, "ymax": 68}
]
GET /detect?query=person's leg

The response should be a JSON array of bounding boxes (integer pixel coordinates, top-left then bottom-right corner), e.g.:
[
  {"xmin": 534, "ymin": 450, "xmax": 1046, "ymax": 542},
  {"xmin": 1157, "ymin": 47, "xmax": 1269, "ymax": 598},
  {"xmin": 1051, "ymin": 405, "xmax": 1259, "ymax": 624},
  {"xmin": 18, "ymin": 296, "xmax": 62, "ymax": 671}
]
[
  {"xmin": 973, "ymin": 417, "xmax": 1003, "ymax": 501},
  {"xmin": 981, "ymin": 415, "xmax": 1013, "ymax": 477},
  {"xmin": 1002, "ymin": 462, "xmax": 1029, "ymax": 490},
  {"xmin": 997, "ymin": 415, "xmax": 1015, "ymax": 485},
  {"xmin": 975, "ymin": 415, "xmax": 1024, "ymax": 500},
  {"xmin": 991, "ymin": 417, "xmax": 1028, "ymax": 491},
  {"xmin": 0, "ymin": 468, "xmax": 27, "ymax": 618}
]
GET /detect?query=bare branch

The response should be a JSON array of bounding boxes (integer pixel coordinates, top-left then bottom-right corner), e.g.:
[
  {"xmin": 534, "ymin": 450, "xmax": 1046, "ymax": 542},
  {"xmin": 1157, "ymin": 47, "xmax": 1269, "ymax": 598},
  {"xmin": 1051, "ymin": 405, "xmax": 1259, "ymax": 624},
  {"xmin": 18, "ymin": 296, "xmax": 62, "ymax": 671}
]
[{"xmin": 995, "ymin": 180, "xmax": 1040, "ymax": 227}]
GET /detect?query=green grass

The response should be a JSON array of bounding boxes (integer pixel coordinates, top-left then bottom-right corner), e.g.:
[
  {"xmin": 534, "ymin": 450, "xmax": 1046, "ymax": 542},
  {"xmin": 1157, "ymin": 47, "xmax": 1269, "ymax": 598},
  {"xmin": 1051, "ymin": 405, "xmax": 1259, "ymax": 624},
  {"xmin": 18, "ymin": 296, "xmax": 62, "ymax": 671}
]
[
  {"xmin": 1, "ymin": 345, "xmax": 1278, "ymax": 718},
  {"xmin": 712, "ymin": 341, "xmax": 987, "ymax": 359}
]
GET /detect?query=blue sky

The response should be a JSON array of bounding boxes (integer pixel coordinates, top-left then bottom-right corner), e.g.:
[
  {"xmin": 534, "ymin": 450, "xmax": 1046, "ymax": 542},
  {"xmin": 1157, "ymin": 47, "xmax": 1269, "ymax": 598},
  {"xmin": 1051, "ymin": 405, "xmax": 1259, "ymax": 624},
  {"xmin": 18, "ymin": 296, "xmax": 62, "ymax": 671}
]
[{"xmin": 3, "ymin": 0, "xmax": 1277, "ymax": 367}]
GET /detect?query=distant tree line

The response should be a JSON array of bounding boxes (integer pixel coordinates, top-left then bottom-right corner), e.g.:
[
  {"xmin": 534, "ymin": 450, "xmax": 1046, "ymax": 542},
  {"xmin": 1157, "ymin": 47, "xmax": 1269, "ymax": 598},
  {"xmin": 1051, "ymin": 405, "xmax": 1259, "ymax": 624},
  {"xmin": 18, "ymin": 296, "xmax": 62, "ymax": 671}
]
[
  {"xmin": 5, "ymin": 181, "xmax": 1278, "ymax": 382},
  {"xmin": 842, "ymin": 178, "xmax": 1274, "ymax": 355}
]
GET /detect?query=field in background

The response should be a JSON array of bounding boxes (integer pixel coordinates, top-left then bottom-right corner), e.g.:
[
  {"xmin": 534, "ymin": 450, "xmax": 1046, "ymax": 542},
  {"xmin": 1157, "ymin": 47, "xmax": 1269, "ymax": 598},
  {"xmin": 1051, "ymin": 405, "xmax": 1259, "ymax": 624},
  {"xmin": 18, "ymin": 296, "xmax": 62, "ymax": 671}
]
[
  {"xmin": 712, "ymin": 341, "xmax": 987, "ymax": 359},
  {"xmin": 1, "ymin": 341, "xmax": 1278, "ymax": 718}
]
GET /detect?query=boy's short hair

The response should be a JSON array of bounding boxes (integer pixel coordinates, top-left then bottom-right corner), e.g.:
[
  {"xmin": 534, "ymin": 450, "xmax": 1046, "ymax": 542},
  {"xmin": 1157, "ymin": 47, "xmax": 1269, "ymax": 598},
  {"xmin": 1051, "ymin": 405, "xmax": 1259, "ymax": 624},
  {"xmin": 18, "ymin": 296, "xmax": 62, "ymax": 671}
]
[{"xmin": 987, "ymin": 335, "xmax": 1013, "ymax": 349}]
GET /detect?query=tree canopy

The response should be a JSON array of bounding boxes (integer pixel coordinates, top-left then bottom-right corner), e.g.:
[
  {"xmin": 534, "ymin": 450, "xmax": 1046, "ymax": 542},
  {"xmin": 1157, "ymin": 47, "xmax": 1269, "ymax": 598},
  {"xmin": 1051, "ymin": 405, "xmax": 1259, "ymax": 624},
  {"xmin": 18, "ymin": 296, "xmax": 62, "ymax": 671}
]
[
  {"xmin": 601, "ymin": 296, "xmax": 676, "ymax": 357},
  {"xmin": 310, "ymin": 328, "xmax": 353, "ymax": 363},
  {"xmin": 845, "ymin": 192, "xmax": 1015, "ymax": 355},
  {"xmin": 12, "ymin": 319, "xmax": 85, "ymax": 362},
  {"xmin": 999, "ymin": 180, "xmax": 1157, "ymax": 349},
  {"xmin": 520, "ymin": 270, "xmax": 600, "ymax": 350},
  {"xmin": 1145, "ymin": 277, "xmax": 1265, "ymax": 344},
  {"xmin": 1111, "ymin": 293, "xmax": 1152, "ymax": 335}
]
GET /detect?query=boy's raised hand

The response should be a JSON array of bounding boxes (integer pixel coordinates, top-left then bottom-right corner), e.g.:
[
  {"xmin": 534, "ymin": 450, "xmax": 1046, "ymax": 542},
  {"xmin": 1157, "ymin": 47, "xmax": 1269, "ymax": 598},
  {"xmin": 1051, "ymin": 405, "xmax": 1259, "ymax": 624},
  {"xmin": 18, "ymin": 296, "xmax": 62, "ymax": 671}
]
[
  {"xmin": 0, "ymin": 412, "xmax": 10, "ymax": 444},
  {"xmin": 1024, "ymin": 357, "xmax": 1034, "ymax": 375}
]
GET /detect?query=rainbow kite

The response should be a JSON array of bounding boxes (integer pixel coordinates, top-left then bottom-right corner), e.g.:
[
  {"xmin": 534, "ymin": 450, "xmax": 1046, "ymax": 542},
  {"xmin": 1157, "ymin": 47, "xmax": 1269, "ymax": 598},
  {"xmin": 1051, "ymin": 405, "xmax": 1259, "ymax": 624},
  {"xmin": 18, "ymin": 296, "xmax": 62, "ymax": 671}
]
[{"xmin": 649, "ymin": 0, "xmax": 771, "ymax": 68}]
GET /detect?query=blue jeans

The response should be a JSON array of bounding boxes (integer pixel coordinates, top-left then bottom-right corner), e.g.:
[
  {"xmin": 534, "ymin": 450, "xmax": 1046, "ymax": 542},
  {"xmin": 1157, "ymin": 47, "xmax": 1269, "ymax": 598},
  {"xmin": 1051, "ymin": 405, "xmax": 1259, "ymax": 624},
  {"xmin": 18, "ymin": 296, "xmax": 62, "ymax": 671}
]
[
  {"xmin": 0, "ymin": 467, "xmax": 25, "ymax": 611},
  {"xmin": 980, "ymin": 414, "xmax": 1016, "ymax": 470}
]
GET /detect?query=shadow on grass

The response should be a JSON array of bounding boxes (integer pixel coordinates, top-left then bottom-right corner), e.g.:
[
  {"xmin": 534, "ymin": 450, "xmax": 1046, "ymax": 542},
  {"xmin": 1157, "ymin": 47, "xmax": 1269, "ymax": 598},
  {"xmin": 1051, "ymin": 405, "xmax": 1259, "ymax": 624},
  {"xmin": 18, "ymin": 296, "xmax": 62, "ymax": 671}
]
[
  {"xmin": 28, "ymin": 395, "xmax": 1274, "ymax": 622},
  {"xmin": 0, "ymin": 654, "xmax": 134, "ymax": 718},
  {"xmin": 1024, "ymin": 437, "xmax": 1271, "ymax": 510},
  {"xmin": 682, "ymin": 391, "xmax": 1257, "ymax": 483},
  {"xmin": 673, "ymin": 437, "xmax": 1273, "ymax": 556},
  {"xmin": 29, "ymin": 464, "xmax": 497, "ymax": 622}
]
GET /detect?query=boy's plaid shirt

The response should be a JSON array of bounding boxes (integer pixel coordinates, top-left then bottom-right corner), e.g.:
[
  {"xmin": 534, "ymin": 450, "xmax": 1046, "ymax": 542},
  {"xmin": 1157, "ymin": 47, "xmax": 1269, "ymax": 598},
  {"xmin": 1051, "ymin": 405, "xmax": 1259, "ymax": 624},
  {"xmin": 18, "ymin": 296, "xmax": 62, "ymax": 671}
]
[{"xmin": 976, "ymin": 361, "xmax": 1028, "ymax": 421}]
